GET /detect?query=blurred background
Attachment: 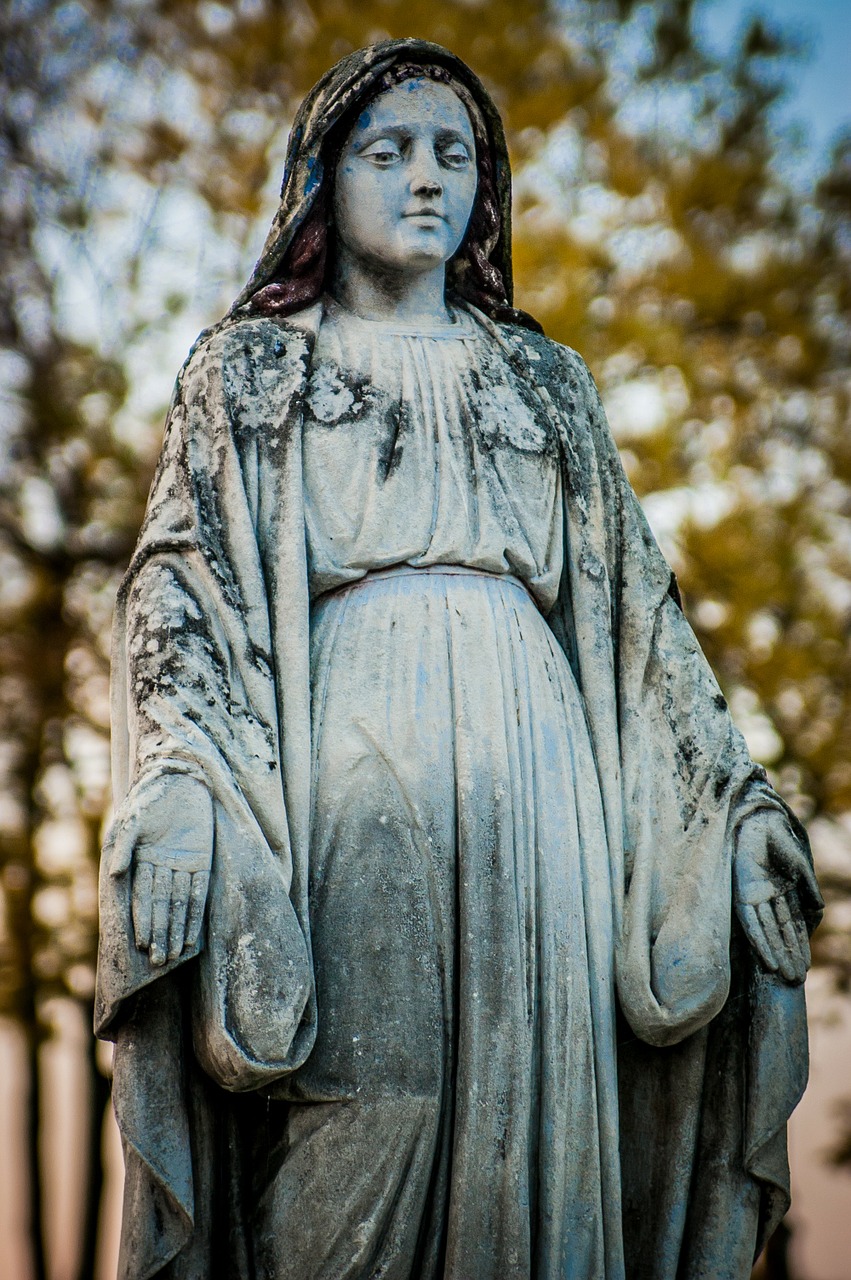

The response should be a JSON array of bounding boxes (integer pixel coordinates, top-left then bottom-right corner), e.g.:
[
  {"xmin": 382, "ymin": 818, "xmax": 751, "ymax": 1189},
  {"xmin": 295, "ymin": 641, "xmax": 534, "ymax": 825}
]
[{"xmin": 0, "ymin": 0, "xmax": 849, "ymax": 1276}]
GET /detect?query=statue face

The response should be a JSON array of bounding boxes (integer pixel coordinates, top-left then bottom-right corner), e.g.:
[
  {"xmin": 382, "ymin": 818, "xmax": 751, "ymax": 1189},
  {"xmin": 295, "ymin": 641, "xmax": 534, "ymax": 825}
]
[{"xmin": 333, "ymin": 79, "xmax": 478, "ymax": 278}]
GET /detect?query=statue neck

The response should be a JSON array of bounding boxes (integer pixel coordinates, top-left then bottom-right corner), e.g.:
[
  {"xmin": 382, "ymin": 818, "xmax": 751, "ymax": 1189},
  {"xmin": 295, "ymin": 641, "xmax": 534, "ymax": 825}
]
[{"xmin": 330, "ymin": 247, "xmax": 451, "ymax": 326}]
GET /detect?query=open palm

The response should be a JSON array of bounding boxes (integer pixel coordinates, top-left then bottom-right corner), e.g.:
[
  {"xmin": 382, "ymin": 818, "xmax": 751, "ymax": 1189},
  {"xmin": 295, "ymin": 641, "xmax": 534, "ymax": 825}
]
[
  {"xmin": 105, "ymin": 771, "xmax": 214, "ymax": 967},
  {"xmin": 734, "ymin": 810, "xmax": 822, "ymax": 985}
]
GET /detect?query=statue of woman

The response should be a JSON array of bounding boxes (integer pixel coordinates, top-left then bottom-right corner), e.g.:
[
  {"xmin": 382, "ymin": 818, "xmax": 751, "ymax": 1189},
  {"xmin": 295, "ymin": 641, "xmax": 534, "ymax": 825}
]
[{"xmin": 96, "ymin": 38, "xmax": 822, "ymax": 1280}]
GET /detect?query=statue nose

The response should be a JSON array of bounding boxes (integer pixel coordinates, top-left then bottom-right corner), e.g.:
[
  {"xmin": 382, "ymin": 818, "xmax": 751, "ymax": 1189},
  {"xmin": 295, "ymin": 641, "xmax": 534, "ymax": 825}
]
[
  {"xmin": 412, "ymin": 174, "xmax": 443, "ymax": 198},
  {"xmin": 409, "ymin": 144, "xmax": 443, "ymax": 198}
]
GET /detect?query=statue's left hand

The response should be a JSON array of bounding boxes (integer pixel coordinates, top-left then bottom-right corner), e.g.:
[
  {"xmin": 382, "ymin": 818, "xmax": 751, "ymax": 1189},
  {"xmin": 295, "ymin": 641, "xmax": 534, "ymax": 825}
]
[{"xmin": 734, "ymin": 810, "xmax": 822, "ymax": 984}]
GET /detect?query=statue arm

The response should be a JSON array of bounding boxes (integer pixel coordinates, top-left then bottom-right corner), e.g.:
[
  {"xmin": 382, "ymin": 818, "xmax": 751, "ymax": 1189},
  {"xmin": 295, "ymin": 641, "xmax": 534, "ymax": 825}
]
[
  {"xmin": 549, "ymin": 340, "xmax": 822, "ymax": 1030},
  {"xmin": 105, "ymin": 547, "xmax": 228, "ymax": 969}
]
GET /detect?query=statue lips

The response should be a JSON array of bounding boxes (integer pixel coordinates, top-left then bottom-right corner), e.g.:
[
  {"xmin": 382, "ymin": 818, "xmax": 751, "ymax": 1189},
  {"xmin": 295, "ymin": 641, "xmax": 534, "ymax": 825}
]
[{"xmin": 402, "ymin": 207, "xmax": 446, "ymax": 223}]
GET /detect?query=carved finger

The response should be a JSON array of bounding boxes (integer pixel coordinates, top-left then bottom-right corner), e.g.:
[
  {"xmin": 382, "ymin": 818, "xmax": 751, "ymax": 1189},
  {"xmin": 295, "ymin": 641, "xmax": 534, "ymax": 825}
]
[
  {"xmin": 767, "ymin": 896, "xmax": 798, "ymax": 983},
  {"xmin": 131, "ymin": 861, "xmax": 154, "ymax": 951},
  {"xmin": 772, "ymin": 896, "xmax": 806, "ymax": 983},
  {"xmin": 782, "ymin": 897, "xmax": 811, "ymax": 982},
  {"xmin": 774, "ymin": 893, "xmax": 798, "ymax": 937},
  {"xmin": 168, "ymin": 870, "xmax": 192, "ymax": 961},
  {"xmin": 774, "ymin": 893, "xmax": 798, "ymax": 944},
  {"xmin": 793, "ymin": 910, "xmax": 812, "ymax": 972},
  {"xmin": 741, "ymin": 903, "xmax": 778, "ymax": 972},
  {"xmin": 757, "ymin": 896, "xmax": 783, "ymax": 962},
  {"xmin": 107, "ymin": 812, "xmax": 138, "ymax": 877},
  {"xmin": 149, "ymin": 866, "xmax": 173, "ymax": 967},
  {"xmin": 184, "ymin": 871, "xmax": 209, "ymax": 953}
]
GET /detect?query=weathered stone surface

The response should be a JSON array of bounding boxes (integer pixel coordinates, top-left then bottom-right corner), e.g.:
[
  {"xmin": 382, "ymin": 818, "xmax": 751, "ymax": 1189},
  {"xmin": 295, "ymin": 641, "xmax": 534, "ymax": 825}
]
[{"xmin": 97, "ymin": 38, "xmax": 821, "ymax": 1280}]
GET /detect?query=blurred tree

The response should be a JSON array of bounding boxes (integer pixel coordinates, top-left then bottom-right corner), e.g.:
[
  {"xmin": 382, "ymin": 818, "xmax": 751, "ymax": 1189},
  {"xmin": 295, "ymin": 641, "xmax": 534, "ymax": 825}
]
[
  {"xmin": 1, "ymin": 7, "xmax": 145, "ymax": 1276},
  {"xmin": 0, "ymin": 0, "xmax": 848, "ymax": 1274}
]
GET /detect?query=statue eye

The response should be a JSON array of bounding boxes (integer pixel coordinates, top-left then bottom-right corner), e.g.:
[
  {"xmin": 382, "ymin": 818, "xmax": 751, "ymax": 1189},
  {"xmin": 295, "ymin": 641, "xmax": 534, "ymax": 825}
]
[
  {"xmin": 360, "ymin": 139, "xmax": 403, "ymax": 166},
  {"xmin": 440, "ymin": 143, "xmax": 471, "ymax": 168}
]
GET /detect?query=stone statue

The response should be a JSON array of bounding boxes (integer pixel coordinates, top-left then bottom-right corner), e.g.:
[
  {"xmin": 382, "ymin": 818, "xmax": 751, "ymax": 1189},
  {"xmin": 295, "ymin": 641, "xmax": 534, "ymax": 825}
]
[{"xmin": 95, "ymin": 38, "xmax": 822, "ymax": 1280}]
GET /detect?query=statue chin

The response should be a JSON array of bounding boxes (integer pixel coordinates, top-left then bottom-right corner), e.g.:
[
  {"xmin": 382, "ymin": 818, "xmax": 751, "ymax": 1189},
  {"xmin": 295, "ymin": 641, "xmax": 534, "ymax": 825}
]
[{"xmin": 97, "ymin": 37, "xmax": 817, "ymax": 1280}]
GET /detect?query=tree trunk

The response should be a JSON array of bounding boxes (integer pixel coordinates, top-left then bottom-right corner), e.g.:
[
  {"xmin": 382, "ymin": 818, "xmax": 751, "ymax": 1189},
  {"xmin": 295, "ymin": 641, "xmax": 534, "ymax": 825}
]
[
  {"xmin": 77, "ymin": 1009, "xmax": 111, "ymax": 1280},
  {"xmin": 26, "ymin": 1011, "xmax": 47, "ymax": 1280}
]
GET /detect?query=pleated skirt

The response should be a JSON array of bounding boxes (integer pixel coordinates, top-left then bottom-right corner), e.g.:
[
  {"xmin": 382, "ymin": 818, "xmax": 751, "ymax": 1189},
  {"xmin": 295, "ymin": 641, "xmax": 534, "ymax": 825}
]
[{"xmin": 251, "ymin": 567, "xmax": 623, "ymax": 1280}]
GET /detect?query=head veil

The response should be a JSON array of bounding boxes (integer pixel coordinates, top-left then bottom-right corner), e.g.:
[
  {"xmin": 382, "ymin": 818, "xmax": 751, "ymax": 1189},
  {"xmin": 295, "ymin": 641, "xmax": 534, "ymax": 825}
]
[{"xmin": 228, "ymin": 38, "xmax": 542, "ymax": 333}]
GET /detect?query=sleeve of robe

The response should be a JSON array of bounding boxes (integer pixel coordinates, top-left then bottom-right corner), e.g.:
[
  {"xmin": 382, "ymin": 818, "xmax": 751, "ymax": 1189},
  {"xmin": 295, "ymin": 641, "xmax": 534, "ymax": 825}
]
[
  {"xmin": 541, "ymin": 345, "xmax": 821, "ymax": 1044},
  {"xmin": 531, "ymin": 332, "xmax": 822, "ymax": 1264},
  {"xmin": 95, "ymin": 315, "xmax": 319, "ymax": 1279}
]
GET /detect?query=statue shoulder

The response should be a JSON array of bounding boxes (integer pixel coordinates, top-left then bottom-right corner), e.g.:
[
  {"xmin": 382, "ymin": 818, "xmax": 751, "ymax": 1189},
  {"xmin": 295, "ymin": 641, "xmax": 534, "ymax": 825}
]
[
  {"xmin": 488, "ymin": 319, "xmax": 619, "ymax": 467},
  {"xmin": 491, "ymin": 320, "xmax": 598, "ymax": 399},
  {"xmin": 166, "ymin": 309, "xmax": 322, "ymax": 441},
  {"xmin": 179, "ymin": 310, "xmax": 319, "ymax": 386}
]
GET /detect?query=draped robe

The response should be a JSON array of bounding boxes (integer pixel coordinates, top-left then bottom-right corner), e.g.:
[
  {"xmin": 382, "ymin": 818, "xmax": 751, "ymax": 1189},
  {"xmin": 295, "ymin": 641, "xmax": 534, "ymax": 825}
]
[{"xmin": 96, "ymin": 299, "xmax": 815, "ymax": 1279}]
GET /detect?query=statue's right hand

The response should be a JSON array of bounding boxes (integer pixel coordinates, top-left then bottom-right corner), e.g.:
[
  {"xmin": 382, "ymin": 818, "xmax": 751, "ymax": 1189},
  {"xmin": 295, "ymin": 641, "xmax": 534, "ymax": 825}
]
[{"xmin": 104, "ymin": 772, "xmax": 214, "ymax": 967}]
